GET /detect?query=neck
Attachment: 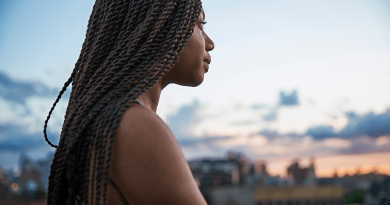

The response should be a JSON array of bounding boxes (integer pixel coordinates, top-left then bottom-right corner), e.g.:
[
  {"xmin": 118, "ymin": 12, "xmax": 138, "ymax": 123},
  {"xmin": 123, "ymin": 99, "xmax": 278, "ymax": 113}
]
[{"xmin": 136, "ymin": 75, "xmax": 169, "ymax": 113}]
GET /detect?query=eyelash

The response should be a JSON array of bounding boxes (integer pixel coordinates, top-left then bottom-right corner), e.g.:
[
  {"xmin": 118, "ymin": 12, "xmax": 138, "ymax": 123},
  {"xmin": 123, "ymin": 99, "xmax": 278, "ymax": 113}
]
[
  {"xmin": 199, "ymin": 21, "xmax": 207, "ymax": 30},
  {"xmin": 199, "ymin": 21, "xmax": 207, "ymax": 25}
]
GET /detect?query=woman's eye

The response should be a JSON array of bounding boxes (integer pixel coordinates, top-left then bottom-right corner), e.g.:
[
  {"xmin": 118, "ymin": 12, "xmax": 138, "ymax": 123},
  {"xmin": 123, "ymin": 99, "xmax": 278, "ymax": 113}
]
[{"xmin": 199, "ymin": 21, "xmax": 207, "ymax": 29}]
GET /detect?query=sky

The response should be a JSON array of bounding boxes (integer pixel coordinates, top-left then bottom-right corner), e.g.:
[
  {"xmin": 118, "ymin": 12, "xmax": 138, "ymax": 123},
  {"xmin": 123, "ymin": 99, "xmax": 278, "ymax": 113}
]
[{"xmin": 0, "ymin": 0, "xmax": 389, "ymax": 177}]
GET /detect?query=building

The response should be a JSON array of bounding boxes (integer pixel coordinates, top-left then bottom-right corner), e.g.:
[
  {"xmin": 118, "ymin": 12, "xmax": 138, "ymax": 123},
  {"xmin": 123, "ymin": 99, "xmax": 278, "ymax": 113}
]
[
  {"xmin": 19, "ymin": 154, "xmax": 41, "ymax": 192},
  {"xmin": 209, "ymin": 186, "xmax": 255, "ymax": 205},
  {"xmin": 253, "ymin": 186, "xmax": 344, "ymax": 205},
  {"xmin": 35, "ymin": 153, "xmax": 53, "ymax": 191},
  {"xmin": 286, "ymin": 158, "xmax": 316, "ymax": 186},
  {"xmin": 247, "ymin": 161, "xmax": 284, "ymax": 187},
  {"xmin": 0, "ymin": 167, "xmax": 11, "ymax": 195},
  {"xmin": 189, "ymin": 152, "xmax": 249, "ymax": 191},
  {"xmin": 187, "ymin": 152, "xmax": 390, "ymax": 205},
  {"xmin": 189, "ymin": 158, "xmax": 240, "ymax": 190},
  {"xmin": 17, "ymin": 153, "xmax": 53, "ymax": 192},
  {"xmin": 364, "ymin": 177, "xmax": 390, "ymax": 205}
]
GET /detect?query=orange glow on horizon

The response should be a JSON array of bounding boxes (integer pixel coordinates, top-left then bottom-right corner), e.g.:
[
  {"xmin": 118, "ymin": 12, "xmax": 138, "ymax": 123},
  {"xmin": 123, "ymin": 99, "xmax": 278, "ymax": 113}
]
[
  {"xmin": 265, "ymin": 152, "xmax": 390, "ymax": 178},
  {"xmin": 317, "ymin": 163, "xmax": 390, "ymax": 178}
]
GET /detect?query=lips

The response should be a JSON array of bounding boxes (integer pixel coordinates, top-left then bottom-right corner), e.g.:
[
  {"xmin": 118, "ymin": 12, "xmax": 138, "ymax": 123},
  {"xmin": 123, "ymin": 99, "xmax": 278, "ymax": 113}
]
[
  {"xmin": 203, "ymin": 56, "xmax": 211, "ymax": 73},
  {"xmin": 203, "ymin": 62, "xmax": 209, "ymax": 73}
]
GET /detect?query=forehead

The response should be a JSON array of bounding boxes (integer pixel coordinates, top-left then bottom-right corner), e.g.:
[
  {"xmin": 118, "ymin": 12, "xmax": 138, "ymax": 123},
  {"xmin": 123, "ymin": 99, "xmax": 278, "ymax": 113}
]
[{"xmin": 200, "ymin": 9, "xmax": 205, "ymax": 20}]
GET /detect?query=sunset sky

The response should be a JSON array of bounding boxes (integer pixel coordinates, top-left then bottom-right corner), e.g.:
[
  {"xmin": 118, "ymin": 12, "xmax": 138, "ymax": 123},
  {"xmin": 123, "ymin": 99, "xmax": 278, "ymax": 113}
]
[{"xmin": 0, "ymin": 0, "xmax": 389, "ymax": 177}]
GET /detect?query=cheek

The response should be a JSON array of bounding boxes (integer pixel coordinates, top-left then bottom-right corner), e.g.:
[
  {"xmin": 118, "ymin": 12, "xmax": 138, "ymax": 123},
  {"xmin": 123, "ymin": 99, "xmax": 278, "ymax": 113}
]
[
  {"xmin": 175, "ymin": 49, "xmax": 203, "ymax": 84},
  {"xmin": 167, "ymin": 28, "xmax": 206, "ymax": 86},
  {"xmin": 182, "ymin": 29, "xmax": 205, "ymax": 70}
]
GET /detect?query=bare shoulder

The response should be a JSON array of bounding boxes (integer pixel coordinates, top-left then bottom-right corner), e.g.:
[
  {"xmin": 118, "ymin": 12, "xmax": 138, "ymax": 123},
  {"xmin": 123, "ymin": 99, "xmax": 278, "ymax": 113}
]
[
  {"xmin": 109, "ymin": 103, "xmax": 206, "ymax": 205},
  {"xmin": 116, "ymin": 103, "xmax": 172, "ymax": 142}
]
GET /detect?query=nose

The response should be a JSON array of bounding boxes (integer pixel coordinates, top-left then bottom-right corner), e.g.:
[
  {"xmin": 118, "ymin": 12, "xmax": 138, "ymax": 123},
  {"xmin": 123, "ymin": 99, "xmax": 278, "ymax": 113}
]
[{"xmin": 205, "ymin": 33, "xmax": 214, "ymax": 52}]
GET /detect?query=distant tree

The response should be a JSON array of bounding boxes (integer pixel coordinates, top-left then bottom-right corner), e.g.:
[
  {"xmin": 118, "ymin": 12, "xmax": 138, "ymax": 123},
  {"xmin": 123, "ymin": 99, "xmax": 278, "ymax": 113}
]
[{"xmin": 345, "ymin": 190, "xmax": 365, "ymax": 204}]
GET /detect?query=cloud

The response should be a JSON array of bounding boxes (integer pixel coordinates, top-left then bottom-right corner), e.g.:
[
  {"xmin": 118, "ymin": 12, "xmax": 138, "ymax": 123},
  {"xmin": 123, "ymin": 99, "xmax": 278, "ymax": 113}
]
[
  {"xmin": 339, "ymin": 109, "xmax": 390, "ymax": 138},
  {"xmin": 0, "ymin": 123, "xmax": 58, "ymax": 151},
  {"xmin": 279, "ymin": 90, "xmax": 299, "ymax": 106},
  {"xmin": 304, "ymin": 108, "xmax": 390, "ymax": 139},
  {"xmin": 216, "ymin": 134, "xmax": 268, "ymax": 148},
  {"xmin": 249, "ymin": 103, "xmax": 266, "ymax": 110},
  {"xmin": 260, "ymin": 90, "xmax": 300, "ymax": 122},
  {"xmin": 262, "ymin": 108, "xmax": 278, "ymax": 122},
  {"xmin": 376, "ymin": 136, "xmax": 390, "ymax": 146},
  {"xmin": 163, "ymin": 95, "xmax": 390, "ymax": 163},
  {"xmin": 0, "ymin": 71, "xmax": 60, "ymax": 104},
  {"xmin": 337, "ymin": 135, "xmax": 390, "ymax": 155},
  {"xmin": 229, "ymin": 120, "xmax": 258, "ymax": 127},
  {"xmin": 323, "ymin": 138, "xmax": 351, "ymax": 148},
  {"xmin": 0, "ymin": 70, "xmax": 64, "ymax": 159},
  {"xmin": 166, "ymin": 100, "xmax": 202, "ymax": 140},
  {"xmin": 263, "ymin": 110, "xmax": 278, "ymax": 121},
  {"xmin": 257, "ymin": 130, "xmax": 284, "ymax": 139},
  {"xmin": 180, "ymin": 131, "xmax": 390, "ymax": 162},
  {"xmin": 305, "ymin": 126, "xmax": 336, "ymax": 139},
  {"xmin": 164, "ymin": 93, "xmax": 390, "ymax": 162}
]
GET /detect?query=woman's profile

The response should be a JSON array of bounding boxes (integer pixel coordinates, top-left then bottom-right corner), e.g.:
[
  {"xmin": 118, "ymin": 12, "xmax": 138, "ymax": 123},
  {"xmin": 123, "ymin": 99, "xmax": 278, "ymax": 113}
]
[{"xmin": 43, "ymin": 0, "xmax": 214, "ymax": 204}]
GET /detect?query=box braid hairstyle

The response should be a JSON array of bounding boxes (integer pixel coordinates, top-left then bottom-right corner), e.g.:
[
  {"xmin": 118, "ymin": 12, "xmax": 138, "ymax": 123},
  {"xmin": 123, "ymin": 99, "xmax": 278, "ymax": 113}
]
[{"xmin": 43, "ymin": 0, "xmax": 202, "ymax": 204}]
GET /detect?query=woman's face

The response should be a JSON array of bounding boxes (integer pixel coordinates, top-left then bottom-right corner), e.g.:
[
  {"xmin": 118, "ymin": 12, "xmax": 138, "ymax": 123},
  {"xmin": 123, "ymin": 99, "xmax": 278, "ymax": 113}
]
[{"xmin": 166, "ymin": 11, "xmax": 215, "ymax": 87}]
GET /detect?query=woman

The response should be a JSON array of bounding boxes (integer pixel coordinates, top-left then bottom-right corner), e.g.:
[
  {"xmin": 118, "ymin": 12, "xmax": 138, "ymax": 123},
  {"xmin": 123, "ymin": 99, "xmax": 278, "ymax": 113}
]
[{"xmin": 43, "ymin": 0, "xmax": 214, "ymax": 204}]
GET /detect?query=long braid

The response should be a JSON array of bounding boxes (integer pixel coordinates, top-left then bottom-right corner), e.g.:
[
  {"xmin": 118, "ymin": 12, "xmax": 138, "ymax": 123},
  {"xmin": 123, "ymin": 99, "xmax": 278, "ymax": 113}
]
[
  {"xmin": 76, "ymin": 1, "xmax": 132, "ymax": 200},
  {"xmin": 45, "ymin": 1, "xmax": 109, "ymax": 203},
  {"xmin": 44, "ymin": 0, "xmax": 202, "ymax": 204},
  {"xmin": 82, "ymin": 2, "xmax": 178, "ymax": 202},
  {"xmin": 66, "ymin": 1, "xmax": 131, "ymax": 203},
  {"xmin": 63, "ymin": 1, "xmax": 117, "ymax": 203}
]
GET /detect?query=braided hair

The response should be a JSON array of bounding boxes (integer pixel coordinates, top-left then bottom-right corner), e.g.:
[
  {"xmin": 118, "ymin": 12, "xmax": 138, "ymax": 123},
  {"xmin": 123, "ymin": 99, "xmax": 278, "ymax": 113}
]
[{"xmin": 43, "ymin": 0, "xmax": 202, "ymax": 204}]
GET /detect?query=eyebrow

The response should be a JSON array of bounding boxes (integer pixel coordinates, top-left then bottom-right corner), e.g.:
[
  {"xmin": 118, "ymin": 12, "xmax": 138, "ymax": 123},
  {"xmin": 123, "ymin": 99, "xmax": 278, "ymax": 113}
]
[{"xmin": 201, "ymin": 10, "xmax": 205, "ymax": 21}]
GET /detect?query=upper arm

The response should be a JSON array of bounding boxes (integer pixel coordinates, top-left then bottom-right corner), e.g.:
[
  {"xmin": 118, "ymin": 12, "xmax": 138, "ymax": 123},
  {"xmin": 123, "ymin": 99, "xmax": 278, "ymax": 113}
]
[{"xmin": 109, "ymin": 105, "xmax": 207, "ymax": 205}]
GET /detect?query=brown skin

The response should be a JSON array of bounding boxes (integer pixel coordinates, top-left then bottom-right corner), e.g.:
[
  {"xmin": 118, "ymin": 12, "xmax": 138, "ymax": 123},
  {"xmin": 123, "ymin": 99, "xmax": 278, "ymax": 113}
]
[{"xmin": 107, "ymin": 11, "xmax": 214, "ymax": 205}]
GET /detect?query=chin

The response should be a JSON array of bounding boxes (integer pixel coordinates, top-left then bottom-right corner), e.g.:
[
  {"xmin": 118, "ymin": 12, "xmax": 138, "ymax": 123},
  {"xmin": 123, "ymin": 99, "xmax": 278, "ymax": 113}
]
[
  {"xmin": 189, "ymin": 79, "xmax": 204, "ymax": 87},
  {"xmin": 180, "ymin": 74, "xmax": 204, "ymax": 87},
  {"xmin": 191, "ymin": 71, "xmax": 206, "ymax": 86}
]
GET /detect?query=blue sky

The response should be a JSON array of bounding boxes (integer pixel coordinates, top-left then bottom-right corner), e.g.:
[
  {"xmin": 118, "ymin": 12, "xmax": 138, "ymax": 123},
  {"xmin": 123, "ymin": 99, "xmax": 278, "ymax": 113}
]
[{"xmin": 1, "ymin": 0, "xmax": 390, "ymax": 176}]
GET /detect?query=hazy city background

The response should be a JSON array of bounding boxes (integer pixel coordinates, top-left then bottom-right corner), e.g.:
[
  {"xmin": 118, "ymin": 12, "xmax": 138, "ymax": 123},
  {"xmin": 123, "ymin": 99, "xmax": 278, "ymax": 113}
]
[{"xmin": 0, "ymin": 0, "xmax": 389, "ymax": 204}]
